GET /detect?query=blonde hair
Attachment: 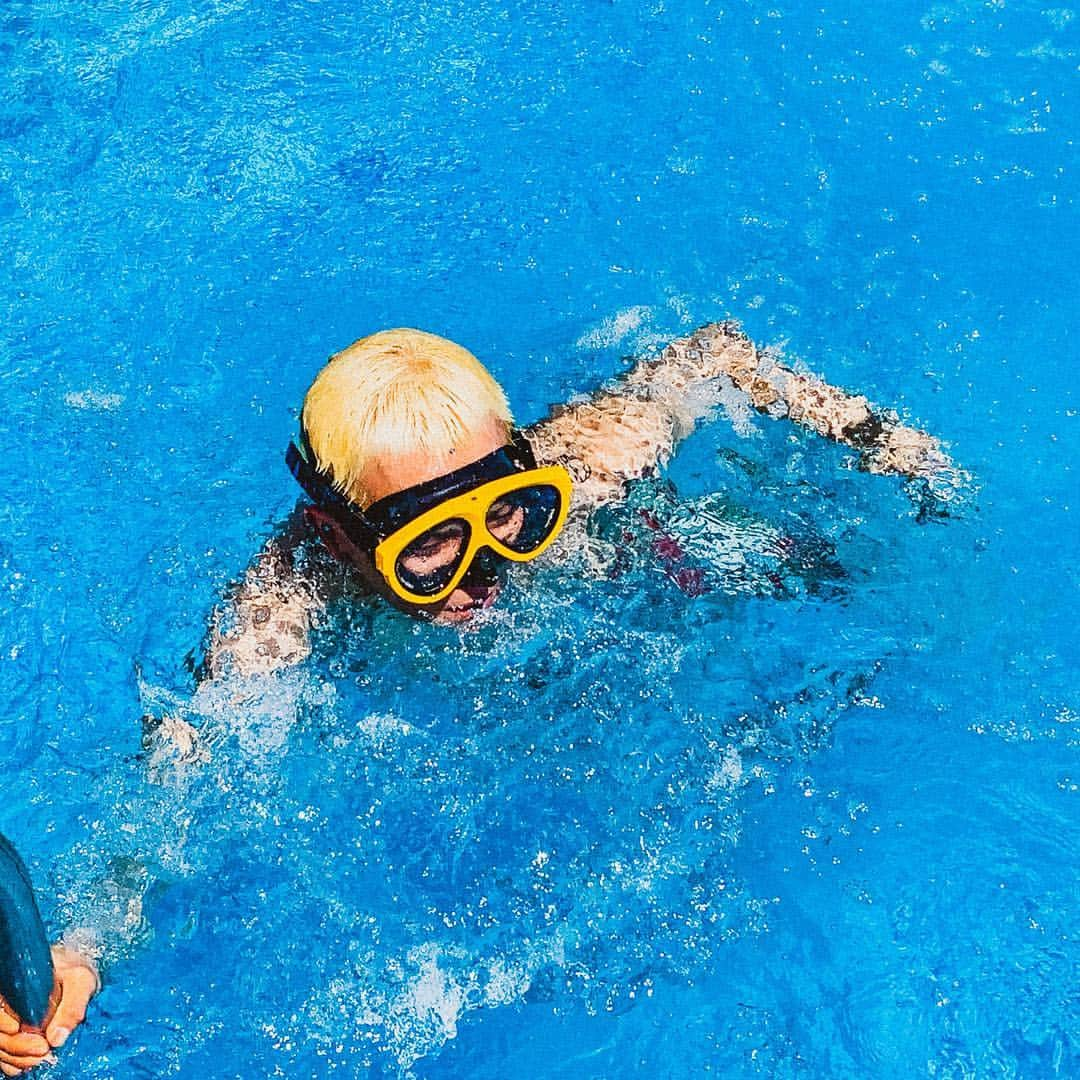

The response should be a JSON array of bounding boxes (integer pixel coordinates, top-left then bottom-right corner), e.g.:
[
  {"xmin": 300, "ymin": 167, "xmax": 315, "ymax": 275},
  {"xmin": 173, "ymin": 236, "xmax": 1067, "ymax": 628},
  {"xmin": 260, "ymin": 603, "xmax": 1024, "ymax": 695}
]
[{"xmin": 301, "ymin": 328, "xmax": 513, "ymax": 506}]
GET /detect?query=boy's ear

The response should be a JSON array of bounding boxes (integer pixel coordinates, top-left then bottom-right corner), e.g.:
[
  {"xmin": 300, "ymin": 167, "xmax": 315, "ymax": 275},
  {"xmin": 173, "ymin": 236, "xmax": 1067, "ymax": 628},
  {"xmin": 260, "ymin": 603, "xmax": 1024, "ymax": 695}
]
[{"xmin": 304, "ymin": 505, "xmax": 396, "ymax": 603}]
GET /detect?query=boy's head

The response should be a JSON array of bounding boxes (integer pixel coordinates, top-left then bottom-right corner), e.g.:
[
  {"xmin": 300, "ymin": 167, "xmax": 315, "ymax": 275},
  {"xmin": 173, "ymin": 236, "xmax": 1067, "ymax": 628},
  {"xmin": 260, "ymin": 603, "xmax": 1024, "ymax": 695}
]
[
  {"xmin": 294, "ymin": 329, "xmax": 569, "ymax": 624},
  {"xmin": 302, "ymin": 328, "xmax": 514, "ymax": 509}
]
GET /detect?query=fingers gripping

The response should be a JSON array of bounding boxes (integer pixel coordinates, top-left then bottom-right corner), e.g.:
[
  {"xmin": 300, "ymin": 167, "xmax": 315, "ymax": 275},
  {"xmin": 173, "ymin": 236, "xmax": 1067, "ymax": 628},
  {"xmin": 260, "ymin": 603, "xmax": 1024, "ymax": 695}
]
[
  {"xmin": 0, "ymin": 998, "xmax": 50, "ymax": 1073},
  {"xmin": 0, "ymin": 1003, "xmax": 18, "ymax": 1038},
  {"xmin": 0, "ymin": 1027, "xmax": 52, "ymax": 1072},
  {"xmin": 0, "ymin": 948, "xmax": 99, "ymax": 1074}
]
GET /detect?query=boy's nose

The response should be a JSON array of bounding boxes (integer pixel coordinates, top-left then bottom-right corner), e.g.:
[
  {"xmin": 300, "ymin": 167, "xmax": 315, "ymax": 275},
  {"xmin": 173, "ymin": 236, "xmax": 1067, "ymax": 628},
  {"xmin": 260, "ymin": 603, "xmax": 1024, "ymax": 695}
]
[{"xmin": 462, "ymin": 547, "xmax": 503, "ymax": 589}]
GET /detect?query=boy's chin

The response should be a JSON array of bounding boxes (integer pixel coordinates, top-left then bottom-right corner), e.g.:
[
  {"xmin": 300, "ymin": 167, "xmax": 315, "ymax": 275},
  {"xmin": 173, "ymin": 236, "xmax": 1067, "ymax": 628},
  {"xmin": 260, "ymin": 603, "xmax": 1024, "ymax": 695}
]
[
  {"xmin": 431, "ymin": 586, "xmax": 501, "ymax": 625},
  {"xmin": 433, "ymin": 607, "xmax": 477, "ymax": 625}
]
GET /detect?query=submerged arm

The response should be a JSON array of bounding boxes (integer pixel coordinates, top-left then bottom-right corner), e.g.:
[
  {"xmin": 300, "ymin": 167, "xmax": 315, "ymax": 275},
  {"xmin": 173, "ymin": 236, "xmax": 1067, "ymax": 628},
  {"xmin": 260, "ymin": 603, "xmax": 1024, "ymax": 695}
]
[
  {"xmin": 202, "ymin": 508, "xmax": 321, "ymax": 681},
  {"xmin": 526, "ymin": 321, "xmax": 963, "ymax": 508},
  {"xmin": 143, "ymin": 509, "xmax": 326, "ymax": 776}
]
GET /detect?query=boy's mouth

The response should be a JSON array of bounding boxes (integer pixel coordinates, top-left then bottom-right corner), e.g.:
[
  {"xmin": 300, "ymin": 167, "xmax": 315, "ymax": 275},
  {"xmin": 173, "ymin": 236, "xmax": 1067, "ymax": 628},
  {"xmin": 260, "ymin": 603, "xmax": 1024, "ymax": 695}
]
[{"xmin": 437, "ymin": 584, "xmax": 500, "ymax": 622}]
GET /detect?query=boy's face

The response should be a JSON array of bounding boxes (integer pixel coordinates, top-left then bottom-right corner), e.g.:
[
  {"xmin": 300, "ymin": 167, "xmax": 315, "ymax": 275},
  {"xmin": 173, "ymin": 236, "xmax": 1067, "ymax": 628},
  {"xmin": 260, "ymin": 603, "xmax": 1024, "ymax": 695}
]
[{"xmin": 310, "ymin": 418, "xmax": 511, "ymax": 624}]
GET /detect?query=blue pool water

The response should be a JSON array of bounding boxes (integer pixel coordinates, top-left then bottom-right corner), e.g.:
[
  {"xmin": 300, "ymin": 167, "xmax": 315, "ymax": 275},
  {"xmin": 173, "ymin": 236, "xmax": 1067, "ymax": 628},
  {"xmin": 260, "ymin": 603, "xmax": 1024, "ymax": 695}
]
[{"xmin": 2, "ymin": 1, "xmax": 1077, "ymax": 1076}]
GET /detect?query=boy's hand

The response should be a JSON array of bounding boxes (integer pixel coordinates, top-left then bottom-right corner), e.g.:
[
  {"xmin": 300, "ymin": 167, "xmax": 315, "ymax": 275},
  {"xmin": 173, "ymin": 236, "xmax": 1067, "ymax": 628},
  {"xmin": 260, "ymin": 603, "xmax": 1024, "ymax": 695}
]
[{"xmin": 0, "ymin": 946, "xmax": 99, "ymax": 1076}]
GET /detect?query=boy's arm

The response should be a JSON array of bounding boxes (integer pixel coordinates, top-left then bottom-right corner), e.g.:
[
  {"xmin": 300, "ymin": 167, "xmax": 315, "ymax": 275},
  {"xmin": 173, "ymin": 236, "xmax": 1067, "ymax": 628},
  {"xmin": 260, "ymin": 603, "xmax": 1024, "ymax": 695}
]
[
  {"xmin": 143, "ymin": 509, "xmax": 326, "ymax": 775},
  {"xmin": 526, "ymin": 321, "xmax": 962, "ymax": 508},
  {"xmin": 202, "ymin": 508, "xmax": 321, "ymax": 681}
]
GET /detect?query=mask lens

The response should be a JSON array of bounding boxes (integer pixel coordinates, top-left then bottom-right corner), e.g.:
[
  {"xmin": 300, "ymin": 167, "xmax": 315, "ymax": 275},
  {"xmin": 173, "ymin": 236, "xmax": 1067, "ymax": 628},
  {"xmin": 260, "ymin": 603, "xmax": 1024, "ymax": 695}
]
[
  {"xmin": 395, "ymin": 519, "xmax": 471, "ymax": 596},
  {"xmin": 486, "ymin": 485, "xmax": 563, "ymax": 554}
]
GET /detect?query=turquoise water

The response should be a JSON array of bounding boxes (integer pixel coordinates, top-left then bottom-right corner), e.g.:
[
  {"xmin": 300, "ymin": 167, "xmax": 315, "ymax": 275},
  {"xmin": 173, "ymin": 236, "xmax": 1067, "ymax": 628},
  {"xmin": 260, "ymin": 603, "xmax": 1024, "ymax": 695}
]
[{"xmin": 1, "ymin": 1, "xmax": 1077, "ymax": 1076}]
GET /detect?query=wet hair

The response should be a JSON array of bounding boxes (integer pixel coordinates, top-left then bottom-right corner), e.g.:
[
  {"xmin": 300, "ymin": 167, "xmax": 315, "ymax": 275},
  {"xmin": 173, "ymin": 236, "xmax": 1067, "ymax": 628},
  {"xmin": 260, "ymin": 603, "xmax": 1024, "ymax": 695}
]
[{"xmin": 301, "ymin": 328, "xmax": 514, "ymax": 507}]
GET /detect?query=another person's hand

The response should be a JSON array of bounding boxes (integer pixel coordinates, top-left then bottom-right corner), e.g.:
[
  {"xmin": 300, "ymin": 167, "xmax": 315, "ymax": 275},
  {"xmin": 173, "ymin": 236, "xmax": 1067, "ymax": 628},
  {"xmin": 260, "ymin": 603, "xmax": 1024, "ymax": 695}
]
[{"xmin": 0, "ymin": 945, "xmax": 99, "ymax": 1076}]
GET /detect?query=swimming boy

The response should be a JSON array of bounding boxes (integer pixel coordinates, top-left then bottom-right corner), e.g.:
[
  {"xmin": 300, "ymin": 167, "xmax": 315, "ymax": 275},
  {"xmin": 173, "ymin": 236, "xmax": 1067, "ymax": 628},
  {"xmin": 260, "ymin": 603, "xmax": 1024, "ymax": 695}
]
[
  {"xmin": 0, "ymin": 321, "xmax": 958, "ymax": 1074},
  {"xmin": 204, "ymin": 321, "xmax": 958, "ymax": 677}
]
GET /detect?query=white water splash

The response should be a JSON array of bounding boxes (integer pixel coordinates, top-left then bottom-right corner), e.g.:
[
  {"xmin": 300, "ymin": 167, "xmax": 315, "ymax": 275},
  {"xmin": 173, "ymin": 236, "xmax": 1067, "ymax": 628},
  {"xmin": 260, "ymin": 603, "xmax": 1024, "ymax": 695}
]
[
  {"xmin": 64, "ymin": 389, "xmax": 124, "ymax": 411},
  {"xmin": 300, "ymin": 937, "xmax": 564, "ymax": 1075},
  {"xmin": 575, "ymin": 305, "xmax": 657, "ymax": 351}
]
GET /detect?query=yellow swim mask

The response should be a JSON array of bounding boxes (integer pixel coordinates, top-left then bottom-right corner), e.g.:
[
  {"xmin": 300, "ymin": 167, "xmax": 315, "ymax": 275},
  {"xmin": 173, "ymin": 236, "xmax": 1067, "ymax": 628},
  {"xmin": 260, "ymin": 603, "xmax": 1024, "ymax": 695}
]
[{"xmin": 287, "ymin": 430, "xmax": 573, "ymax": 604}]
